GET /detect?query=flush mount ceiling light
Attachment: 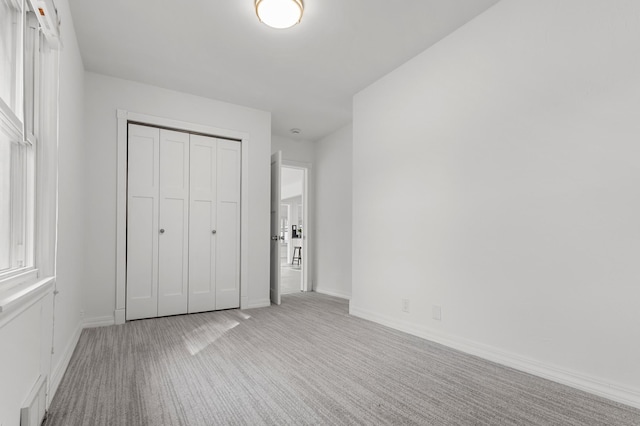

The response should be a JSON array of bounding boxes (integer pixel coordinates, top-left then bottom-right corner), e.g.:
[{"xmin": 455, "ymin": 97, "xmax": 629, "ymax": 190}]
[{"xmin": 255, "ymin": 0, "xmax": 304, "ymax": 29}]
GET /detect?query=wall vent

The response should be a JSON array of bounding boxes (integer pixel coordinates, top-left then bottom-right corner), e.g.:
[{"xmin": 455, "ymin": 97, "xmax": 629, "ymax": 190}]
[{"xmin": 20, "ymin": 375, "xmax": 47, "ymax": 426}]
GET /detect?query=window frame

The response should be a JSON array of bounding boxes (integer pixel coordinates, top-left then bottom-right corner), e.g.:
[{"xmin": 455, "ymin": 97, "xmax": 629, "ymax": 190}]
[
  {"xmin": 0, "ymin": 0, "xmax": 24, "ymax": 122},
  {"xmin": 0, "ymin": 0, "xmax": 45, "ymax": 295},
  {"xmin": 0, "ymin": 106, "xmax": 36, "ymax": 283}
]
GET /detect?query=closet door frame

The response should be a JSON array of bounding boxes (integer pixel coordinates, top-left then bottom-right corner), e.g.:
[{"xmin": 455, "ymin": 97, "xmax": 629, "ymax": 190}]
[{"xmin": 115, "ymin": 109, "xmax": 250, "ymax": 324}]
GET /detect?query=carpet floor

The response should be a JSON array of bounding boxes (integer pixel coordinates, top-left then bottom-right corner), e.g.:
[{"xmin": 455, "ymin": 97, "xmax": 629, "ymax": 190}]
[{"xmin": 46, "ymin": 293, "xmax": 640, "ymax": 425}]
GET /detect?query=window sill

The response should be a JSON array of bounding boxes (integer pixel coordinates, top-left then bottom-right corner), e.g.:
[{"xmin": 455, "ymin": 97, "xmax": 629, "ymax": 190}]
[{"xmin": 0, "ymin": 275, "xmax": 55, "ymax": 319}]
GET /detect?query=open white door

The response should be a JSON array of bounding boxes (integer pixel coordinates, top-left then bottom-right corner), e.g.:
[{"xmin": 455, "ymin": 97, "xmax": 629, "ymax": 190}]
[{"xmin": 270, "ymin": 152, "xmax": 282, "ymax": 305}]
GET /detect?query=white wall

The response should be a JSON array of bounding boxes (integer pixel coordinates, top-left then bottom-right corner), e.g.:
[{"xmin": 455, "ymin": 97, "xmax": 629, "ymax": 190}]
[
  {"xmin": 0, "ymin": 294, "xmax": 53, "ymax": 426},
  {"xmin": 352, "ymin": 0, "xmax": 640, "ymax": 408},
  {"xmin": 51, "ymin": 0, "xmax": 86, "ymax": 394},
  {"xmin": 0, "ymin": 0, "xmax": 86, "ymax": 423},
  {"xmin": 272, "ymin": 135, "xmax": 315, "ymax": 164},
  {"xmin": 314, "ymin": 125, "xmax": 352, "ymax": 299},
  {"xmin": 83, "ymin": 72, "xmax": 272, "ymax": 319}
]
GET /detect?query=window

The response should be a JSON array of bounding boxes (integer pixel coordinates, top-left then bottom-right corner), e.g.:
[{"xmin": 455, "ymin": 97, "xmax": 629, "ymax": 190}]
[
  {"xmin": 0, "ymin": 134, "xmax": 34, "ymax": 273},
  {"xmin": 0, "ymin": 0, "xmax": 41, "ymax": 282},
  {"xmin": 0, "ymin": 0, "xmax": 23, "ymax": 120}
]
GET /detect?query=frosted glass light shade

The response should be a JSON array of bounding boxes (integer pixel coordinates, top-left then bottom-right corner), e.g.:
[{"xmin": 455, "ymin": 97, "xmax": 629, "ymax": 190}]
[{"xmin": 255, "ymin": 0, "xmax": 303, "ymax": 29}]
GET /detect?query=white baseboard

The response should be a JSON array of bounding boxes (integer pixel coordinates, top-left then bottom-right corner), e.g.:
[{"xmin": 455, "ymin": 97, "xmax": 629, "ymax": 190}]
[
  {"xmin": 83, "ymin": 315, "xmax": 115, "ymax": 328},
  {"xmin": 349, "ymin": 304, "xmax": 640, "ymax": 410},
  {"xmin": 314, "ymin": 287, "xmax": 351, "ymax": 300},
  {"xmin": 246, "ymin": 299, "xmax": 271, "ymax": 309},
  {"xmin": 48, "ymin": 323, "xmax": 82, "ymax": 403}
]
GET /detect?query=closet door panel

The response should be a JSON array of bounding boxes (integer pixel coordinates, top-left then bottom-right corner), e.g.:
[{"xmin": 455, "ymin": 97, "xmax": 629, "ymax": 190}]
[
  {"xmin": 126, "ymin": 124, "xmax": 160, "ymax": 320},
  {"xmin": 215, "ymin": 201, "xmax": 239, "ymax": 309},
  {"xmin": 158, "ymin": 129, "xmax": 190, "ymax": 317},
  {"xmin": 188, "ymin": 135, "xmax": 217, "ymax": 313},
  {"xmin": 127, "ymin": 197, "xmax": 155, "ymax": 299},
  {"xmin": 216, "ymin": 140, "xmax": 241, "ymax": 310}
]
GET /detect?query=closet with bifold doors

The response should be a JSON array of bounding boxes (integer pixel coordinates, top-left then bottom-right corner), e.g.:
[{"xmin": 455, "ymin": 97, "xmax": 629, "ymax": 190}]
[{"xmin": 126, "ymin": 123, "xmax": 241, "ymax": 321}]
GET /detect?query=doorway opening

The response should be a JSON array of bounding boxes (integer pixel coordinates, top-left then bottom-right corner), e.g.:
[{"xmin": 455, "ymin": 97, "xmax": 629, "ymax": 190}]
[
  {"xmin": 280, "ymin": 167, "xmax": 305, "ymax": 294},
  {"xmin": 270, "ymin": 153, "xmax": 311, "ymax": 305}
]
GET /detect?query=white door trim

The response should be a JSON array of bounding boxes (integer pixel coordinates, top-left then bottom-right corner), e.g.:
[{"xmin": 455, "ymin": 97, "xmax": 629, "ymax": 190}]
[
  {"xmin": 115, "ymin": 109, "xmax": 250, "ymax": 324},
  {"xmin": 281, "ymin": 160, "xmax": 312, "ymax": 292}
]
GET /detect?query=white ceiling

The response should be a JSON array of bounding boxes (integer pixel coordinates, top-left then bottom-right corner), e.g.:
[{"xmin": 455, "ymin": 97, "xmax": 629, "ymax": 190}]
[{"xmin": 68, "ymin": 0, "xmax": 499, "ymax": 141}]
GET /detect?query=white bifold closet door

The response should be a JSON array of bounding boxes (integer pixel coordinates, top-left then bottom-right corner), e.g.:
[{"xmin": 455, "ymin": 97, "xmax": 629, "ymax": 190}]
[
  {"xmin": 126, "ymin": 124, "xmax": 240, "ymax": 321},
  {"xmin": 188, "ymin": 135, "xmax": 241, "ymax": 312},
  {"xmin": 157, "ymin": 129, "xmax": 190, "ymax": 316},
  {"xmin": 126, "ymin": 124, "xmax": 160, "ymax": 320},
  {"xmin": 214, "ymin": 139, "xmax": 241, "ymax": 309}
]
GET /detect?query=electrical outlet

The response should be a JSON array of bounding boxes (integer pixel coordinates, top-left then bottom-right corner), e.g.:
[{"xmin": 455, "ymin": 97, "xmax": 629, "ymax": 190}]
[
  {"xmin": 432, "ymin": 305, "xmax": 442, "ymax": 321},
  {"xmin": 80, "ymin": 310, "xmax": 85, "ymax": 318},
  {"xmin": 402, "ymin": 299, "xmax": 410, "ymax": 313}
]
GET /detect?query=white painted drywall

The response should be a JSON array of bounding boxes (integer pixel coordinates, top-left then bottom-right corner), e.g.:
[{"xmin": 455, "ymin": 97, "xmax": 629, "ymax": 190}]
[
  {"xmin": 51, "ymin": 0, "xmax": 86, "ymax": 395},
  {"xmin": 272, "ymin": 135, "xmax": 316, "ymax": 164},
  {"xmin": 0, "ymin": 294, "xmax": 53, "ymax": 426},
  {"xmin": 314, "ymin": 125, "xmax": 352, "ymax": 299},
  {"xmin": 352, "ymin": 0, "xmax": 640, "ymax": 406},
  {"xmin": 0, "ymin": 0, "xmax": 86, "ymax": 423},
  {"xmin": 83, "ymin": 73, "xmax": 271, "ymax": 319}
]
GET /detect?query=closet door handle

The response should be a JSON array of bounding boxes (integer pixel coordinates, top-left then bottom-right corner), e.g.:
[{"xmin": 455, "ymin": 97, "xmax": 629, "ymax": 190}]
[
  {"xmin": 212, "ymin": 230, "xmax": 217, "ymax": 234},
  {"xmin": 159, "ymin": 229, "xmax": 165, "ymax": 234}
]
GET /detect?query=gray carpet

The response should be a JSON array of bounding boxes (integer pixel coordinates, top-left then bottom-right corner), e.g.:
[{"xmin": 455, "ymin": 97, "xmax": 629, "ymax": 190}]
[{"xmin": 46, "ymin": 293, "xmax": 640, "ymax": 425}]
